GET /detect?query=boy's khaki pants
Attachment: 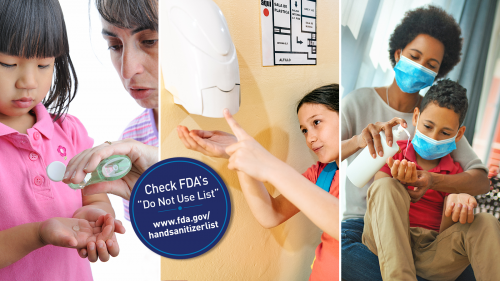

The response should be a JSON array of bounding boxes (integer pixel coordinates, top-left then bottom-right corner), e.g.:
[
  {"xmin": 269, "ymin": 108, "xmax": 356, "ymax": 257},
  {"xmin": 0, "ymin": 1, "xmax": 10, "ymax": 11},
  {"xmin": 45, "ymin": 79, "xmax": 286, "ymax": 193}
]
[{"xmin": 362, "ymin": 177, "xmax": 500, "ymax": 281}]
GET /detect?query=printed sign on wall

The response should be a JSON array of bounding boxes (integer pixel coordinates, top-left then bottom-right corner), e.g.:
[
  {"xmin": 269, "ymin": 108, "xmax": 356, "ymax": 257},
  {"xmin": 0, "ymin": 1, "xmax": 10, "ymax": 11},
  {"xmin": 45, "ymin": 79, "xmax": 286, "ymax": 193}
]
[{"xmin": 260, "ymin": 0, "xmax": 317, "ymax": 66}]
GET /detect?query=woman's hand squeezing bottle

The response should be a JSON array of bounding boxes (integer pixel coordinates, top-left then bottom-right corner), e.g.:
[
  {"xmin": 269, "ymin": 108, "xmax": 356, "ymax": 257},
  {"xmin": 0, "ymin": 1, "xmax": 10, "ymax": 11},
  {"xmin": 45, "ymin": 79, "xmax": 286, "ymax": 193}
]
[{"xmin": 357, "ymin": 117, "xmax": 407, "ymax": 158}]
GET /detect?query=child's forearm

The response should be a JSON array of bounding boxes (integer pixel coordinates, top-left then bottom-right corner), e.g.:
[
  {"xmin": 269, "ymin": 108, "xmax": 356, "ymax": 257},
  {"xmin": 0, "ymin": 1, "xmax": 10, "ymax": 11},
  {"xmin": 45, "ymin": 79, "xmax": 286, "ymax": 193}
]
[
  {"xmin": 0, "ymin": 222, "xmax": 45, "ymax": 268},
  {"xmin": 267, "ymin": 162, "xmax": 339, "ymax": 240},
  {"xmin": 236, "ymin": 171, "xmax": 299, "ymax": 228},
  {"xmin": 86, "ymin": 201, "xmax": 115, "ymax": 217},
  {"xmin": 79, "ymin": 193, "xmax": 115, "ymax": 218}
]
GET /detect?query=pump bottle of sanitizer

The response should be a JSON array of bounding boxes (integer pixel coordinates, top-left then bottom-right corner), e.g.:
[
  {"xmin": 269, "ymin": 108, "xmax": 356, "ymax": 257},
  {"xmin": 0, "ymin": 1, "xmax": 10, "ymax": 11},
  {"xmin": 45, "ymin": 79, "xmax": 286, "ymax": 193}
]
[
  {"xmin": 47, "ymin": 155, "xmax": 132, "ymax": 190},
  {"xmin": 346, "ymin": 125, "xmax": 408, "ymax": 188}
]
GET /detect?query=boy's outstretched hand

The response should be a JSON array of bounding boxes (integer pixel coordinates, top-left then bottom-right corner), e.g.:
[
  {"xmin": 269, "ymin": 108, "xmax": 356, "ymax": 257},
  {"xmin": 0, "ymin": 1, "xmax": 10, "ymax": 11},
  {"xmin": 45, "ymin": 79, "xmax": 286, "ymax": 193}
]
[
  {"xmin": 387, "ymin": 158, "xmax": 430, "ymax": 203},
  {"xmin": 387, "ymin": 158, "xmax": 418, "ymax": 185},
  {"xmin": 444, "ymin": 194, "xmax": 477, "ymax": 224}
]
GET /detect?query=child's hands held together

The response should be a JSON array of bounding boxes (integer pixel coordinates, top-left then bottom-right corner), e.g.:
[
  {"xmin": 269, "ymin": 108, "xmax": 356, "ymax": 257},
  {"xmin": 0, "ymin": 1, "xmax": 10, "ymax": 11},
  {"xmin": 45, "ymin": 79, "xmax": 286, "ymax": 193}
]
[
  {"xmin": 444, "ymin": 194, "xmax": 477, "ymax": 224},
  {"xmin": 387, "ymin": 158, "xmax": 418, "ymax": 185},
  {"xmin": 387, "ymin": 158, "xmax": 433, "ymax": 203}
]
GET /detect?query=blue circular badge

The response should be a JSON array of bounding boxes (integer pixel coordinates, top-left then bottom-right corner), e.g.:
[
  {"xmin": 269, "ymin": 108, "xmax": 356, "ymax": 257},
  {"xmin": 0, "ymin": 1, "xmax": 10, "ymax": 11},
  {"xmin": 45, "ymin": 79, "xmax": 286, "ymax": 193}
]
[{"xmin": 130, "ymin": 157, "xmax": 231, "ymax": 259}]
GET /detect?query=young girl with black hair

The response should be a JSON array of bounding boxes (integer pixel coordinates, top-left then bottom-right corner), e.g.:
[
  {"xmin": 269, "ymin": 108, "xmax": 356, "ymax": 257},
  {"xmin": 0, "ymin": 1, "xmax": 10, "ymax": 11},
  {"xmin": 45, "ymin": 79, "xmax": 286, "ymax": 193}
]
[
  {"xmin": 178, "ymin": 84, "xmax": 340, "ymax": 281},
  {"xmin": 0, "ymin": 0, "xmax": 124, "ymax": 279}
]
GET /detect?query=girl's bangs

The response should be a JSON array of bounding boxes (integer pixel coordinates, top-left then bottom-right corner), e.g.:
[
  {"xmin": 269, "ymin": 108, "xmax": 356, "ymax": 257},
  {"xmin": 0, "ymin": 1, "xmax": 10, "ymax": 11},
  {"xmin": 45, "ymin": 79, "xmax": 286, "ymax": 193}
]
[
  {"xmin": 0, "ymin": 0, "xmax": 66, "ymax": 59},
  {"xmin": 96, "ymin": 0, "xmax": 158, "ymax": 31},
  {"xmin": 297, "ymin": 84, "xmax": 339, "ymax": 113}
]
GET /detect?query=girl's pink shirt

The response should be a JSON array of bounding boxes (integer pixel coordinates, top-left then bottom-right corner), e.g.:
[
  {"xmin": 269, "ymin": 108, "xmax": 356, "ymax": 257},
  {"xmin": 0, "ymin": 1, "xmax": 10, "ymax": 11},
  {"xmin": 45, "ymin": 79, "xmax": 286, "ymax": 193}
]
[{"xmin": 0, "ymin": 103, "xmax": 94, "ymax": 280}]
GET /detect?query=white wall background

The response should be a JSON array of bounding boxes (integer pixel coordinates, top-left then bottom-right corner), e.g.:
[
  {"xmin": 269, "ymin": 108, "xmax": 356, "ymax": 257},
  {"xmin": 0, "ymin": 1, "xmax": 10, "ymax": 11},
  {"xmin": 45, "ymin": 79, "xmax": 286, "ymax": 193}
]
[{"xmin": 59, "ymin": 1, "xmax": 160, "ymax": 280}]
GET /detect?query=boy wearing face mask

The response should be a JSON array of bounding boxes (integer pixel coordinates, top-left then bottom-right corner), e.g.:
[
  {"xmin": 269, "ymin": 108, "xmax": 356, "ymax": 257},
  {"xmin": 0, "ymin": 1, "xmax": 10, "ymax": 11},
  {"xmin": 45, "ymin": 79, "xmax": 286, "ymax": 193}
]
[{"xmin": 362, "ymin": 79, "xmax": 500, "ymax": 281}]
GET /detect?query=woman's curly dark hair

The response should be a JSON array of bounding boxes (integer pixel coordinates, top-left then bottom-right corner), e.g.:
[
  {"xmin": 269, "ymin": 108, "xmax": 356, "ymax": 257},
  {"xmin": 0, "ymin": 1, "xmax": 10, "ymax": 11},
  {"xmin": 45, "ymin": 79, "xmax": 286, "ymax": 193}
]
[{"xmin": 389, "ymin": 5, "xmax": 462, "ymax": 78}]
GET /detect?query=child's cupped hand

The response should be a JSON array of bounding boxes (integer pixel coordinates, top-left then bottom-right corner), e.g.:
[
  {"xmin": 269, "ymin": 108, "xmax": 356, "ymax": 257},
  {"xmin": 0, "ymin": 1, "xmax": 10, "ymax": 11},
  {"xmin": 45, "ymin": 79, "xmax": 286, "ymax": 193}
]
[
  {"xmin": 444, "ymin": 194, "xmax": 477, "ymax": 224},
  {"xmin": 177, "ymin": 125, "xmax": 237, "ymax": 159},
  {"xmin": 387, "ymin": 158, "xmax": 418, "ymax": 185},
  {"xmin": 78, "ymin": 214, "xmax": 124, "ymax": 262},
  {"xmin": 223, "ymin": 109, "xmax": 281, "ymax": 183},
  {"xmin": 72, "ymin": 207, "xmax": 125, "ymax": 262},
  {"xmin": 38, "ymin": 217, "xmax": 111, "ymax": 250}
]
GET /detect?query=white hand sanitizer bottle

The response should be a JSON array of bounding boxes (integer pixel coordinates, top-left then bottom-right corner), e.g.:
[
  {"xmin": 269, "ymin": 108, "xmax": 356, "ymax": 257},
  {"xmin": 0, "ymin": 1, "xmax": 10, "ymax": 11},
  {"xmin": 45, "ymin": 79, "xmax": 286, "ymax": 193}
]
[{"xmin": 347, "ymin": 125, "xmax": 408, "ymax": 188}]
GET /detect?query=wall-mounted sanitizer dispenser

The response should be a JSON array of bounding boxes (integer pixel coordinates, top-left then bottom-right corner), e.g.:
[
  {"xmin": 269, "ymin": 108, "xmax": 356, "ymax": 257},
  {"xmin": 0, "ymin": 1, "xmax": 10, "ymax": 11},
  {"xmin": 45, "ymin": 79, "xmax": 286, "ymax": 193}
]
[{"xmin": 161, "ymin": 0, "xmax": 240, "ymax": 118}]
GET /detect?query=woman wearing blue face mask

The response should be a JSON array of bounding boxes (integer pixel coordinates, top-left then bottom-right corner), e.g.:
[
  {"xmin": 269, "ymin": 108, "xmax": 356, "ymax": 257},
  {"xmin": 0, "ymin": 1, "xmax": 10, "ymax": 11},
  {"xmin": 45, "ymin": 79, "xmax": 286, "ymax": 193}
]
[{"xmin": 341, "ymin": 5, "xmax": 489, "ymax": 281}]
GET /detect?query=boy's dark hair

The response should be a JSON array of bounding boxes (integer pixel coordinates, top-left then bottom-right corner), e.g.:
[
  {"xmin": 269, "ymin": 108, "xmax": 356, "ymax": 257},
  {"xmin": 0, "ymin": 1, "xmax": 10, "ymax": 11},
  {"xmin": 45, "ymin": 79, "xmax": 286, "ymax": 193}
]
[
  {"xmin": 389, "ymin": 5, "xmax": 462, "ymax": 79},
  {"xmin": 95, "ymin": 0, "xmax": 158, "ymax": 31},
  {"xmin": 297, "ymin": 84, "xmax": 339, "ymax": 113},
  {"xmin": 0, "ymin": 0, "xmax": 77, "ymax": 122},
  {"xmin": 420, "ymin": 79, "xmax": 468, "ymax": 125}
]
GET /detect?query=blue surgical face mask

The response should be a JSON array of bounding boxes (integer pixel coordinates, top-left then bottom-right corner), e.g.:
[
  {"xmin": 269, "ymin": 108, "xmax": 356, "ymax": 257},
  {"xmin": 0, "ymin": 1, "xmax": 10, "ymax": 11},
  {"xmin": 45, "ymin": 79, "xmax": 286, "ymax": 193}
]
[
  {"xmin": 394, "ymin": 54, "xmax": 437, "ymax": 94},
  {"xmin": 412, "ymin": 114, "xmax": 458, "ymax": 160}
]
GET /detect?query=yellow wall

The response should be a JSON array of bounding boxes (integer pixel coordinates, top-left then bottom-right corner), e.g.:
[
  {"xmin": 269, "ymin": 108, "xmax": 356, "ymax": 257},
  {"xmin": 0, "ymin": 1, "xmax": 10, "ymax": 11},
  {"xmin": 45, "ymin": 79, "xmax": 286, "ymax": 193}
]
[{"xmin": 160, "ymin": 1, "xmax": 339, "ymax": 280}]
